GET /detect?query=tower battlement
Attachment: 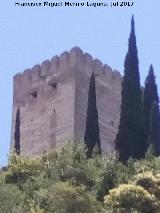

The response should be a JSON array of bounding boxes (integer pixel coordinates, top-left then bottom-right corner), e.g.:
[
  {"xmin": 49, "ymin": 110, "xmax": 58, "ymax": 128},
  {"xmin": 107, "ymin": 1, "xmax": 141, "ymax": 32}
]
[{"xmin": 11, "ymin": 47, "xmax": 121, "ymax": 156}]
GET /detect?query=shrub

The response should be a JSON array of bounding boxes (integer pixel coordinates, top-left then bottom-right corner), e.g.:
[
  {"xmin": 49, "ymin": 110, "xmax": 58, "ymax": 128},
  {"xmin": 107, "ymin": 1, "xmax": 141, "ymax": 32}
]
[
  {"xmin": 135, "ymin": 172, "xmax": 160, "ymax": 200},
  {"xmin": 34, "ymin": 181, "xmax": 104, "ymax": 213},
  {"xmin": 2, "ymin": 143, "xmax": 160, "ymax": 213},
  {"xmin": 104, "ymin": 183, "xmax": 157, "ymax": 213},
  {"xmin": 6, "ymin": 152, "xmax": 43, "ymax": 187},
  {"xmin": 0, "ymin": 181, "xmax": 26, "ymax": 212},
  {"xmin": 97, "ymin": 155, "xmax": 135, "ymax": 201}
]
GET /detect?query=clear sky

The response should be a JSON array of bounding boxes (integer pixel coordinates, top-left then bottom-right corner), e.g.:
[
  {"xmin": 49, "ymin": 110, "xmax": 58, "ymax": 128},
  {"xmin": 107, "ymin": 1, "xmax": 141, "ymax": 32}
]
[{"xmin": 0, "ymin": 0, "xmax": 160, "ymax": 166}]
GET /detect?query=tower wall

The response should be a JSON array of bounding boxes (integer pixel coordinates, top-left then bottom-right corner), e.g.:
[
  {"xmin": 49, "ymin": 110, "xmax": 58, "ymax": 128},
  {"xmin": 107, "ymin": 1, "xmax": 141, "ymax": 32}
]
[
  {"xmin": 11, "ymin": 51, "xmax": 76, "ymax": 156},
  {"xmin": 11, "ymin": 47, "xmax": 121, "ymax": 156},
  {"xmin": 73, "ymin": 47, "xmax": 121, "ymax": 152}
]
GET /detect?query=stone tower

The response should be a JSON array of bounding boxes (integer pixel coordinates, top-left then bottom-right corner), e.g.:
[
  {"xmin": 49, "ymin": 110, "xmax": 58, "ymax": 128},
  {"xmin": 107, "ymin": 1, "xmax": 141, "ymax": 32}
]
[{"xmin": 11, "ymin": 47, "xmax": 121, "ymax": 156}]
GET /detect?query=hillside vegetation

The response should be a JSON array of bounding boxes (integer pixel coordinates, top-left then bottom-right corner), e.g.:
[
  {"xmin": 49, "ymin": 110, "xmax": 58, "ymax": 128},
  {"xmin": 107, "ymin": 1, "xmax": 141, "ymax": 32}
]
[{"xmin": 1, "ymin": 143, "xmax": 160, "ymax": 213}]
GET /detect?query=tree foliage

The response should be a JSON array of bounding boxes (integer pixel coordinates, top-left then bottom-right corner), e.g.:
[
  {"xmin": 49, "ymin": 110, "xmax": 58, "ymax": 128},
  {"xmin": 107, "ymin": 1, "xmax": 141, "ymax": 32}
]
[
  {"xmin": 84, "ymin": 72, "xmax": 101, "ymax": 158},
  {"xmin": 143, "ymin": 65, "xmax": 160, "ymax": 155},
  {"xmin": 147, "ymin": 103, "xmax": 160, "ymax": 157},
  {"xmin": 115, "ymin": 16, "xmax": 145, "ymax": 162},
  {"xmin": 14, "ymin": 106, "xmax": 20, "ymax": 155}
]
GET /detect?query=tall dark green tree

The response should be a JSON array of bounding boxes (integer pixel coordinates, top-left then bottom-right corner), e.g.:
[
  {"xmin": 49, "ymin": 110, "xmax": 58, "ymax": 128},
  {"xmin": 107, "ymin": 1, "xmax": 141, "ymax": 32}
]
[
  {"xmin": 143, "ymin": 65, "xmax": 160, "ymax": 155},
  {"xmin": 148, "ymin": 102, "xmax": 160, "ymax": 156},
  {"xmin": 115, "ymin": 16, "xmax": 145, "ymax": 162},
  {"xmin": 84, "ymin": 72, "xmax": 101, "ymax": 158},
  {"xmin": 14, "ymin": 107, "xmax": 20, "ymax": 155}
]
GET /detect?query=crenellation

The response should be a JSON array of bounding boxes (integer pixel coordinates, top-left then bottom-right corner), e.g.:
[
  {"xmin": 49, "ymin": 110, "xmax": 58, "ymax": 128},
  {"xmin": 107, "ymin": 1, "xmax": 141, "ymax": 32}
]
[
  {"xmin": 99, "ymin": 64, "xmax": 113, "ymax": 87},
  {"xmin": 13, "ymin": 73, "xmax": 22, "ymax": 91},
  {"xmin": 31, "ymin": 65, "xmax": 41, "ymax": 82},
  {"xmin": 60, "ymin": 51, "xmax": 70, "ymax": 65},
  {"xmin": 23, "ymin": 68, "xmax": 32, "ymax": 76},
  {"xmin": 59, "ymin": 51, "xmax": 71, "ymax": 79},
  {"xmin": 93, "ymin": 59, "xmax": 103, "ymax": 74},
  {"xmin": 83, "ymin": 53, "xmax": 93, "ymax": 75},
  {"xmin": 21, "ymin": 70, "xmax": 31, "ymax": 88},
  {"xmin": 111, "ymin": 70, "xmax": 122, "ymax": 92},
  {"xmin": 83, "ymin": 53, "xmax": 93, "ymax": 64},
  {"xmin": 50, "ymin": 55, "xmax": 59, "ymax": 64},
  {"xmin": 101, "ymin": 64, "xmax": 112, "ymax": 74},
  {"xmin": 70, "ymin": 47, "xmax": 83, "ymax": 67},
  {"xmin": 11, "ymin": 47, "xmax": 122, "ymax": 156},
  {"xmin": 41, "ymin": 60, "xmax": 50, "ymax": 78},
  {"xmin": 70, "ymin": 46, "xmax": 83, "ymax": 54},
  {"xmin": 113, "ymin": 69, "xmax": 121, "ymax": 78},
  {"xmin": 112, "ymin": 71, "xmax": 120, "ymax": 81},
  {"xmin": 32, "ymin": 64, "xmax": 41, "ymax": 72},
  {"xmin": 48, "ymin": 56, "xmax": 60, "ymax": 75}
]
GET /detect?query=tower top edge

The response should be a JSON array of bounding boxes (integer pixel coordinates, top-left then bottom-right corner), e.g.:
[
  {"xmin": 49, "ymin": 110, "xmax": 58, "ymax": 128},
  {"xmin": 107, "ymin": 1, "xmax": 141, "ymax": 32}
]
[{"xmin": 13, "ymin": 46, "xmax": 121, "ymax": 81}]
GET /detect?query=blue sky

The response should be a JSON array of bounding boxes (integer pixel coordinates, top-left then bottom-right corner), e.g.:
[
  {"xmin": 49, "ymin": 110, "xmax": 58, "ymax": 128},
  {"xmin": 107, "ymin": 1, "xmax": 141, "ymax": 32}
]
[{"xmin": 0, "ymin": 0, "xmax": 160, "ymax": 166}]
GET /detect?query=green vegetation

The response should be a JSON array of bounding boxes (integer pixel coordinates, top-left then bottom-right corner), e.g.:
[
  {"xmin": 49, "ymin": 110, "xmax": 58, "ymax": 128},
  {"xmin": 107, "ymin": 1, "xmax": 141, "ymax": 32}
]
[
  {"xmin": 104, "ymin": 183, "xmax": 158, "ymax": 213},
  {"xmin": 143, "ymin": 65, "xmax": 160, "ymax": 155},
  {"xmin": 1, "ymin": 144, "xmax": 160, "ymax": 212},
  {"xmin": 115, "ymin": 16, "xmax": 145, "ymax": 162},
  {"xmin": 14, "ymin": 106, "xmax": 20, "ymax": 155},
  {"xmin": 84, "ymin": 72, "xmax": 101, "ymax": 158},
  {"xmin": 148, "ymin": 103, "xmax": 160, "ymax": 156}
]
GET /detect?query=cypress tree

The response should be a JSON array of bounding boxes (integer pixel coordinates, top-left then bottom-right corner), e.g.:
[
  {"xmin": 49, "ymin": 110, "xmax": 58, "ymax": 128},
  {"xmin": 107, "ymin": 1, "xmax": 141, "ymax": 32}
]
[
  {"xmin": 115, "ymin": 16, "xmax": 145, "ymax": 162},
  {"xmin": 148, "ymin": 102, "xmax": 160, "ymax": 156},
  {"xmin": 14, "ymin": 107, "xmax": 20, "ymax": 155},
  {"xmin": 84, "ymin": 72, "xmax": 101, "ymax": 158},
  {"xmin": 143, "ymin": 65, "xmax": 160, "ymax": 154}
]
